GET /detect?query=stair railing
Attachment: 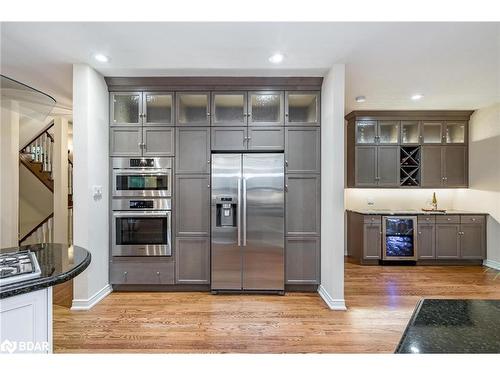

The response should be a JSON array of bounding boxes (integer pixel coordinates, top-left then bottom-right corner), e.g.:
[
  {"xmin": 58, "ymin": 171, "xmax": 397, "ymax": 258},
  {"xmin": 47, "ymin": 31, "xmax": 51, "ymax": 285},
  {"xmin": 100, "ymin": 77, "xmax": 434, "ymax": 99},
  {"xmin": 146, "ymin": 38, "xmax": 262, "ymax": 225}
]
[
  {"xmin": 19, "ymin": 213, "xmax": 54, "ymax": 246},
  {"xmin": 21, "ymin": 128, "xmax": 54, "ymax": 180}
]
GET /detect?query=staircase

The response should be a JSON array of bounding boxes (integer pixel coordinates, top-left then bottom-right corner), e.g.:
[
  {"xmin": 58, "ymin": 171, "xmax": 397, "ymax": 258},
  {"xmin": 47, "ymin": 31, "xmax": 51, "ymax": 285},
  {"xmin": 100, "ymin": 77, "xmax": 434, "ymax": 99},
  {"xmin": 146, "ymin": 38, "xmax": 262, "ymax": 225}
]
[{"xmin": 18, "ymin": 121, "xmax": 73, "ymax": 246}]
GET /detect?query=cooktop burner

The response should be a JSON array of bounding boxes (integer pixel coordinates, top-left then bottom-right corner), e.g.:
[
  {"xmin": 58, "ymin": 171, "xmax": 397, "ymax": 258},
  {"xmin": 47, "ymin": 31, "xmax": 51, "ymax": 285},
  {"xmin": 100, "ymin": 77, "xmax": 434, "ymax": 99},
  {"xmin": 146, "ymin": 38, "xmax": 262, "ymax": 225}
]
[{"xmin": 0, "ymin": 250, "xmax": 41, "ymax": 286}]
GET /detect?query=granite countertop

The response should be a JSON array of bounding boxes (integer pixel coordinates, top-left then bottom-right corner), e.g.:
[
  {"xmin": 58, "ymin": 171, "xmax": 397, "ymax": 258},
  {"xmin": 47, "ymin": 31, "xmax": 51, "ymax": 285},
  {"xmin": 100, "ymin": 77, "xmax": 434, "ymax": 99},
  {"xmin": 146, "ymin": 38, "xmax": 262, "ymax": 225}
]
[
  {"xmin": 396, "ymin": 299, "xmax": 500, "ymax": 353},
  {"xmin": 348, "ymin": 209, "xmax": 488, "ymax": 215},
  {"xmin": 0, "ymin": 243, "xmax": 91, "ymax": 299}
]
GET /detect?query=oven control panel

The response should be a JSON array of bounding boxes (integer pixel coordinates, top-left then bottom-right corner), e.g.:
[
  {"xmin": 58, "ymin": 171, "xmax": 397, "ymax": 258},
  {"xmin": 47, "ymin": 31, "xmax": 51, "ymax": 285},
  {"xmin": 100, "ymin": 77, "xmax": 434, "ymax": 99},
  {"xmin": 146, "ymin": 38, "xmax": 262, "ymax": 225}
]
[
  {"xmin": 129, "ymin": 158, "xmax": 155, "ymax": 167},
  {"xmin": 129, "ymin": 200, "xmax": 155, "ymax": 209}
]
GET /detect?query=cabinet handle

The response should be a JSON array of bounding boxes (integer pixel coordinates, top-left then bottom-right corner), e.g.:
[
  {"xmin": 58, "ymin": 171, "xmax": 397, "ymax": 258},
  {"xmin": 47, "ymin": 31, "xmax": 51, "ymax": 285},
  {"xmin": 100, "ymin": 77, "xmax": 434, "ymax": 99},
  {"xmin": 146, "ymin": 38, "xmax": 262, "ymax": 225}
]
[
  {"xmin": 285, "ymin": 184, "xmax": 288, "ymax": 192},
  {"xmin": 207, "ymin": 184, "xmax": 211, "ymax": 188},
  {"xmin": 207, "ymin": 160, "xmax": 211, "ymax": 164},
  {"xmin": 285, "ymin": 160, "xmax": 288, "ymax": 167},
  {"xmin": 156, "ymin": 271, "xmax": 160, "ymax": 276},
  {"xmin": 418, "ymin": 231, "xmax": 422, "ymax": 235},
  {"xmin": 447, "ymin": 218, "xmax": 451, "ymax": 221},
  {"xmin": 123, "ymin": 271, "xmax": 128, "ymax": 280},
  {"xmin": 207, "ymin": 112, "xmax": 211, "ymax": 116},
  {"xmin": 471, "ymin": 218, "xmax": 476, "ymax": 222}
]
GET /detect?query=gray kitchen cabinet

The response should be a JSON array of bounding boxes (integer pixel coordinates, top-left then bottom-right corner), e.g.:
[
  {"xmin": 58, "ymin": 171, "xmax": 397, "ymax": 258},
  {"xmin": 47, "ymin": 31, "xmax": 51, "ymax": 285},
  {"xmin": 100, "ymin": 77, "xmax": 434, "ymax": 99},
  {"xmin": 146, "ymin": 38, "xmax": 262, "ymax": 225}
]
[
  {"xmin": 285, "ymin": 174, "xmax": 320, "ymax": 236},
  {"xmin": 175, "ymin": 237, "xmax": 210, "ymax": 284},
  {"xmin": 211, "ymin": 127, "xmax": 247, "ymax": 151},
  {"xmin": 460, "ymin": 216, "xmax": 486, "ymax": 259},
  {"xmin": 110, "ymin": 260, "xmax": 174, "ymax": 285},
  {"xmin": 378, "ymin": 121, "xmax": 399, "ymax": 144},
  {"xmin": 401, "ymin": 121, "xmax": 421, "ymax": 145},
  {"xmin": 176, "ymin": 92, "xmax": 210, "ymax": 126},
  {"xmin": 110, "ymin": 126, "xmax": 142, "ymax": 156},
  {"xmin": 363, "ymin": 222, "xmax": 381, "ymax": 259},
  {"xmin": 443, "ymin": 146, "xmax": 467, "ymax": 187},
  {"xmin": 417, "ymin": 223, "xmax": 436, "ymax": 259},
  {"xmin": 248, "ymin": 91, "xmax": 284, "ymax": 126},
  {"xmin": 285, "ymin": 127, "xmax": 320, "ymax": 174},
  {"xmin": 175, "ymin": 127, "xmax": 210, "ymax": 174},
  {"xmin": 422, "ymin": 122, "xmax": 444, "ymax": 144},
  {"xmin": 377, "ymin": 146, "xmax": 399, "ymax": 187},
  {"xmin": 211, "ymin": 92, "xmax": 247, "ymax": 126},
  {"xmin": 355, "ymin": 146, "xmax": 377, "ymax": 187},
  {"xmin": 421, "ymin": 145, "xmax": 443, "ymax": 187},
  {"xmin": 175, "ymin": 175, "xmax": 210, "ymax": 236},
  {"xmin": 143, "ymin": 92, "xmax": 174, "ymax": 126},
  {"xmin": 285, "ymin": 91, "xmax": 320, "ymax": 126},
  {"xmin": 435, "ymin": 224, "xmax": 461, "ymax": 259},
  {"xmin": 142, "ymin": 127, "xmax": 175, "ymax": 156},
  {"xmin": 285, "ymin": 236, "xmax": 320, "ymax": 284},
  {"xmin": 355, "ymin": 120, "xmax": 378, "ymax": 144},
  {"xmin": 110, "ymin": 92, "xmax": 142, "ymax": 126},
  {"xmin": 248, "ymin": 127, "xmax": 284, "ymax": 151}
]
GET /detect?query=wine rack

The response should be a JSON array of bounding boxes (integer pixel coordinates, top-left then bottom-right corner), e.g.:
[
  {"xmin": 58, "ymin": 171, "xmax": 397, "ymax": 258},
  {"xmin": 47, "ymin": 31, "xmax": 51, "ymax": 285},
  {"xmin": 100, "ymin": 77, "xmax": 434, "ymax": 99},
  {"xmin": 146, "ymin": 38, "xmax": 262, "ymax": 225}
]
[{"xmin": 400, "ymin": 146, "xmax": 421, "ymax": 187}]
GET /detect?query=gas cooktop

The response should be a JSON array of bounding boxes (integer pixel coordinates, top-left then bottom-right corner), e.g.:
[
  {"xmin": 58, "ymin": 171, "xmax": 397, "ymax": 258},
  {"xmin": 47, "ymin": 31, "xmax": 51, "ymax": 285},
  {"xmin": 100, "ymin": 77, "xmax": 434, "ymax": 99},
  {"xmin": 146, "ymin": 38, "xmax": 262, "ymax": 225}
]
[{"xmin": 0, "ymin": 250, "xmax": 41, "ymax": 287}]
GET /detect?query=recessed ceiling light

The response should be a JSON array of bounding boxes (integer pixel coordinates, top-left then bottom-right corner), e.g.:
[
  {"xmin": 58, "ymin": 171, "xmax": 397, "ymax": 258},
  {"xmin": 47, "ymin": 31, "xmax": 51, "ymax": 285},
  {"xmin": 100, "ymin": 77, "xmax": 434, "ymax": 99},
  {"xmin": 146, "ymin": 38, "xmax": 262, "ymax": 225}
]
[
  {"xmin": 269, "ymin": 53, "xmax": 284, "ymax": 64},
  {"xmin": 94, "ymin": 54, "xmax": 109, "ymax": 63},
  {"xmin": 411, "ymin": 94, "xmax": 424, "ymax": 101},
  {"xmin": 355, "ymin": 96, "xmax": 366, "ymax": 103}
]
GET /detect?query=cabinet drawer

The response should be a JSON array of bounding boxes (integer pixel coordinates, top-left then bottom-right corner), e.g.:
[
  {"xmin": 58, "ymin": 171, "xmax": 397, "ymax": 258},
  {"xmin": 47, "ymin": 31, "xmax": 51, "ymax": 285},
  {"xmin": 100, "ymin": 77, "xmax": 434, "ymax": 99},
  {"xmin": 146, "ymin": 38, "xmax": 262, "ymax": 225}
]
[
  {"xmin": 363, "ymin": 215, "xmax": 381, "ymax": 224},
  {"xmin": 436, "ymin": 215, "xmax": 460, "ymax": 224},
  {"xmin": 110, "ymin": 260, "xmax": 174, "ymax": 285},
  {"xmin": 460, "ymin": 215, "xmax": 485, "ymax": 224},
  {"xmin": 418, "ymin": 216, "xmax": 435, "ymax": 224}
]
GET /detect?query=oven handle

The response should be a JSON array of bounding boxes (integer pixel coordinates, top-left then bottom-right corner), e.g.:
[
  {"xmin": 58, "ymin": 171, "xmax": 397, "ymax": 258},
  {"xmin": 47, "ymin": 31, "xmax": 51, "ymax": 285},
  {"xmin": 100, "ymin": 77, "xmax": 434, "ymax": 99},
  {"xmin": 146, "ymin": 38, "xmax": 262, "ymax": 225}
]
[
  {"xmin": 112, "ymin": 211, "xmax": 169, "ymax": 217},
  {"xmin": 113, "ymin": 169, "xmax": 171, "ymax": 175}
]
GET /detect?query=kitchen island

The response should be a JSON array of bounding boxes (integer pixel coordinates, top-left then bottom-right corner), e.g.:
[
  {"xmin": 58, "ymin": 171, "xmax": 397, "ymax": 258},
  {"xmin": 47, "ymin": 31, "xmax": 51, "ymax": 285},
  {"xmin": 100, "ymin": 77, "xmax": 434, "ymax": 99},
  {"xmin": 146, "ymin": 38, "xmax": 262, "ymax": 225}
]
[{"xmin": 0, "ymin": 243, "xmax": 90, "ymax": 353}]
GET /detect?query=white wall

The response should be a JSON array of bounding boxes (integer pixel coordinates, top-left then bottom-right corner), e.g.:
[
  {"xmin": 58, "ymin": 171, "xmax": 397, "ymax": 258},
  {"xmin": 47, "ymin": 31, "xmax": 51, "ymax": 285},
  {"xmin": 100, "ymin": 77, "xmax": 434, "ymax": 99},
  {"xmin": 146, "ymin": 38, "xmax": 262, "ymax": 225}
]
[
  {"xmin": 454, "ymin": 104, "xmax": 500, "ymax": 266},
  {"xmin": 72, "ymin": 64, "xmax": 110, "ymax": 309},
  {"xmin": 319, "ymin": 64, "xmax": 346, "ymax": 310}
]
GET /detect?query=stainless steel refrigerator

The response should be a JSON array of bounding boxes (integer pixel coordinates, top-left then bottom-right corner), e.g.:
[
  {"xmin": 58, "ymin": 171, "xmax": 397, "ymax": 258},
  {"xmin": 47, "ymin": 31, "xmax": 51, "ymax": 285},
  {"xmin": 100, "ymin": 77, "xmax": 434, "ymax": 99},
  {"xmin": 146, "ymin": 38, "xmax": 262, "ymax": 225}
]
[{"xmin": 211, "ymin": 153, "xmax": 284, "ymax": 293}]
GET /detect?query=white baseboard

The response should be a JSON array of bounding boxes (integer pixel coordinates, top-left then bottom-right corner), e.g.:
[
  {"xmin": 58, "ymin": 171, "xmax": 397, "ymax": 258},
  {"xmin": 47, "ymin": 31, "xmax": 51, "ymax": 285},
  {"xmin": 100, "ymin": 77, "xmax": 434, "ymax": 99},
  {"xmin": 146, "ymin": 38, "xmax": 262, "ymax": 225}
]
[
  {"xmin": 318, "ymin": 285, "xmax": 347, "ymax": 311},
  {"xmin": 71, "ymin": 284, "xmax": 112, "ymax": 311},
  {"xmin": 483, "ymin": 259, "xmax": 500, "ymax": 271}
]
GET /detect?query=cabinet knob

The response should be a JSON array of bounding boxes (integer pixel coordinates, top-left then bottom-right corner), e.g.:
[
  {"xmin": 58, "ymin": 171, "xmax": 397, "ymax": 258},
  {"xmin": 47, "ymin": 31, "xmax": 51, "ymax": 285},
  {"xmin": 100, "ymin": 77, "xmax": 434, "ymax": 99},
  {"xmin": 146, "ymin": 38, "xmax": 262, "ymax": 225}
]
[
  {"xmin": 418, "ymin": 231, "xmax": 422, "ymax": 235},
  {"xmin": 285, "ymin": 113, "xmax": 289, "ymax": 117},
  {"xmin": 285, "ymin": 184, "xmax": 288, "ymax": 192},
  {"xmin": 207, "ymin": 184, "xmax": 211, "ymax": 188},
  {"xmin": 285, "ymin": 160, "xmax": 288, "ymax": 167},
  {"xmin": 447, "ymin": 218, "xmax": 451, "ymax": 221},
  {"xmin": 207, "ymin": 160, "xmax": 211, "ymax": 164},
  {"xmin": 207, "ymin": 112, "xmax": 211, "ymax": 116},
  {"xmin": 156, "ymin": 271, "xmax": 160, "ymax": 276},
  {"xmin": 471, "ymin": 218, "xmax": 476, "ymax": 222}
]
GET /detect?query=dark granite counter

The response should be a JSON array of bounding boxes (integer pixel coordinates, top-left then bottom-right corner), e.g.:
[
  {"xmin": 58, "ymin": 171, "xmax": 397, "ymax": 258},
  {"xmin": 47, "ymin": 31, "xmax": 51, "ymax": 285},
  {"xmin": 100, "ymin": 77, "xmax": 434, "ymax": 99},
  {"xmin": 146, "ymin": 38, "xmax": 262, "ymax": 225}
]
[
  {"xmin": 396, "ymin": 299, "xmax": 500, "ymax": 353},
  {"xmin": 0, "ymin": 243, "xmax": 91, "ymax": 299},
  {"xmin": 348, "ymin": 209, "xmax": 488, "ymax": 215}
]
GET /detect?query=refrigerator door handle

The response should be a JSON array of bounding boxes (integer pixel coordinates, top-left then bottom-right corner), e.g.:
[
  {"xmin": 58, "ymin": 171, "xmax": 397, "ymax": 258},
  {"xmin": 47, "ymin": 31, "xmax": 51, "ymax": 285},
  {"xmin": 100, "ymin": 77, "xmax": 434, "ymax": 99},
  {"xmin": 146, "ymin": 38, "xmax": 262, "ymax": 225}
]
[
  {"xmin": 237, "ymin": 177, "xmax": 242, "ymax": 246},
  {"xmin": 242, "ymin": 177, "xmax": 247, "ymax": 246}
]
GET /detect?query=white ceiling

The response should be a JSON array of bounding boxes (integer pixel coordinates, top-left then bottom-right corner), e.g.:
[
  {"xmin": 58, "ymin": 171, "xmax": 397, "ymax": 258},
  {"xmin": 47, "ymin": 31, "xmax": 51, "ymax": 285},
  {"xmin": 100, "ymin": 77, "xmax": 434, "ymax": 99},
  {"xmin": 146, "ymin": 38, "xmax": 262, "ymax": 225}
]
[{"xmin": 1, "ymin": 22, "xmax": 499, "ymax": 114}]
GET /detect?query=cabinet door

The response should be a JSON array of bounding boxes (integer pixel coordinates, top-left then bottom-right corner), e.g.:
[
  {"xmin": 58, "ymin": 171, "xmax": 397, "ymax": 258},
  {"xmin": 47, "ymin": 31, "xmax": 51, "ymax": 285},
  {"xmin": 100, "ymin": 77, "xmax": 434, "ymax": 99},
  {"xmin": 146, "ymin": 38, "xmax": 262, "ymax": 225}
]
[
  {"xmin": 285, "ymin": 91, "xmax": 320, "ymax": 126},
  {"xmin": 285, "ymin": 127, "xmax": 320, "ymax": 173},
  {"xmin": 143, "ymin": 92, "xmax": 174, "ymax": 126},
  {"xmin": 285, "ymin": 174, "xmax": 320, "ymax": 236},
  {"xmin": 444, "ymin": 121, "xmax": 466, "ymax": 144},
  {"xmin": 363, "ymin": 223, "xmax": 381, "ymax": 259},
  {"xmin": 175, "ymin": 175, "xmax": 210, "ymax": 236},
  {"xmin": 175, "ymin": 237, "xmax": 210, "ymax": 284},
  {"xmin": 401, "ymin": 121, "xmax": 421, "ymax": 145},
  {"xmin": 211, "ymin": 92, "xmax": 247, "ymax": 126},
  {"xmin": 377, "ymin": 146, "xmax": 400, "ymax": 187},
  {"xmin": 142, "ymin": 127, "xmax": 175, "ymax": 156},
  {"xmin": 110, "ymin": 92, "xmax": 142, "ymax": 126},
  {"xmin": 422, "ymin": 122, "xmax": 444, "ymax": 144},
  {"xmin": 110, "ymin": 127, "xmax": 142, "ymax": 156},
  {"xmin": 176, "ymin": 92, "xmax": 210, "ymax": 126},
  {"xmin": 355, "ymin": 146, "xmax": 377, "ymax": 187},
  {"xmin": 460, "ymin": 217, "xmax": 485, "ymax": 259},
  {"xmin": 443, "ymin": 146, "xmax": 467, "ymax": 187},
  {"xmin": 417, "ymin": 224, "xmax": 435, "ymax": 259},
  {"xmin": 248, "ymin": 91, "xmax": 284, "ymax": 126},
  {"xmin": 211, "ymin": 127, "xmax": 247, "ymax": 150},
  {"xmin": 435, "ymin": 224, "xmax": 460, "ymax": 259},
  {"xmin": 421, "ymin": 146, "xmax": 444, "ymax": 187},
  {"xmin": 355, "ymin": 120, "xmax": 377, "ymax": 144},
  {"xmin": 285, "ymin": 237, "xmax": 320, "ymax": 284},
  {"xmin": 378, "ymin": 121, "xmax": 400, "ymax": 144},
  {"xmin": 248, "ymin": 127, "xmax": 284, "ymax": 151},
  {"xmin": 175, "ymin": 127, "xmax": 210, "ymax": 174}
]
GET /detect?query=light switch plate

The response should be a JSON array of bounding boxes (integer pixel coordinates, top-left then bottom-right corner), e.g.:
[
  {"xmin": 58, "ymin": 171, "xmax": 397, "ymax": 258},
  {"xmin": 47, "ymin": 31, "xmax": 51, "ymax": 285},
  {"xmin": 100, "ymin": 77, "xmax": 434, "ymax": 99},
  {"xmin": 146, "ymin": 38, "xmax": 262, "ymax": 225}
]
[
  {"xmin": 92, "ymin": 185, "xmax": 103, "ymax": 199},
  {"xmin": 367, "ymin": 197, "xmax": 375, "ymax": 206}
]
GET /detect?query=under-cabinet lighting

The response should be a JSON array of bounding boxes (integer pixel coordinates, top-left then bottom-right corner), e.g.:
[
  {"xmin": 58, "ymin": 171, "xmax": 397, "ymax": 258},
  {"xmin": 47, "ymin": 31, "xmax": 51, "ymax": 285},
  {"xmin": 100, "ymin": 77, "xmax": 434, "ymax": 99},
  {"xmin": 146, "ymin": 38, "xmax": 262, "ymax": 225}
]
[{"xmin": 411, "ymin": 94, "xmax": 424, "ymax": 101}]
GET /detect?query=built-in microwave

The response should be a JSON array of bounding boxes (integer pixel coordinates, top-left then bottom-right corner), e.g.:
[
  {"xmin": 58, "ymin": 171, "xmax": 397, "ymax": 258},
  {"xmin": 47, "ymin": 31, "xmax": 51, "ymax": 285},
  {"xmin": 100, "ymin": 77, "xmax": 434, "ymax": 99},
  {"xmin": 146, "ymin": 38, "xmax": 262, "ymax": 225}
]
[
  {"xmin": 111, "ymin": 198, "xmax": 172, "ymax": 256},
  {"xmin": 112, "ymin": 157, "xmax": 172, "ymax": 198}
]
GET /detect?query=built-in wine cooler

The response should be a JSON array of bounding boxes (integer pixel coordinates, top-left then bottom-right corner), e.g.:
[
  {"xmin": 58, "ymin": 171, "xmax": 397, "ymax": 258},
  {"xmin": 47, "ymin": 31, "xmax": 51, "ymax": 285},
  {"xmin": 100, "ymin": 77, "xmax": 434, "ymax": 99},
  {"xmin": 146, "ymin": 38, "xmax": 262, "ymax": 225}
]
[{"xmin": 382, "ymin": 216, "xmax": 417, "ymax": 261}]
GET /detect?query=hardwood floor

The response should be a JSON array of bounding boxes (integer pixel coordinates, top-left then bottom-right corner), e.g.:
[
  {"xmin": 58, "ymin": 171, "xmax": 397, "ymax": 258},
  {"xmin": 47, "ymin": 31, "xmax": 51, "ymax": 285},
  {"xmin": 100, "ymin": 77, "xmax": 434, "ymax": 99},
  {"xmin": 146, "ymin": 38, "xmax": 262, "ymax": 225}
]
[{"xmin": 53, "ymin": 259, "xmax": 500, "ymax": 353}]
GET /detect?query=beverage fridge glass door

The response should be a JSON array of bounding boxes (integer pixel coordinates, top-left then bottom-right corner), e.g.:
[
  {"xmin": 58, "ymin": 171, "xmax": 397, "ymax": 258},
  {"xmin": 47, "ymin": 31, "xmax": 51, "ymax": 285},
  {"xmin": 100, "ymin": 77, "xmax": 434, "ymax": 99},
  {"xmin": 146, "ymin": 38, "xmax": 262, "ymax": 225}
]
[
  {"xmin": 242, "ymin": 153, "xmax": 284, "ymax": 290},
  {"xmin": 211, "ymin": 154, "xmax": 242, "ymax": 290},
  {"xmin": 382, "ymin": 216, "xmax": 417, "ymax": 260}
]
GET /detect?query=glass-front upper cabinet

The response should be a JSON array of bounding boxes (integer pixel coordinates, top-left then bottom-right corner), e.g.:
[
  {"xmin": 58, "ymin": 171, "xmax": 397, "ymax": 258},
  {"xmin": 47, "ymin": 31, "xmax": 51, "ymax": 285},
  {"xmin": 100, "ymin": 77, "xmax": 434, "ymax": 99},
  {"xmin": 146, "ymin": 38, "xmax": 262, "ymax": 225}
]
[
  {"xmin": 110, "ymin": 92, "xmax": 142, "ymax": 126},
  {"xmin": 378, "ymin": 121, "xmax": 399, "ymax": 144},
  {"xmin": 445, "ymin": 122, "xmax": 466, "ymax": 144},
  {"xmin": 355, "ymin": 120, "xmax": 377, "ymax": 144},
  {"xmin": 401, "ymin": 121, "xmax": 420, "ymax": 144},
  {"xmin": 422, "ymin": 122, "xmax": 443, "ymax": 144},
  {"xmin": 176, "ymin": 92, "xmax": 210, "ymax": 126},
  {"xmin": 285, "ymin": 92, "xmax": 320, "ymax": 125},
  {"xmin": 143, "ymin": 92, "xmax": 173, "ymax": 125},
  {"xmin": 212, "ymin": 92, "xmax": 247, "ymax": 126},
  {"xmin": 248, "ymin": 91, "xmax": 283, "ymax": 126}
]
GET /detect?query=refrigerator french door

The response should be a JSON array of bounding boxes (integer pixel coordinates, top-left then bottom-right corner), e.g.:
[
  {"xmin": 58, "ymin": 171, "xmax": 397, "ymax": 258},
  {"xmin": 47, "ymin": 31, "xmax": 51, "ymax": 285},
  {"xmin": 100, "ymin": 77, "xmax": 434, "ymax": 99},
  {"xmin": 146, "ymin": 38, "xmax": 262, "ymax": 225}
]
[{"xmin": 211, "ymin": 153, "xmax": 284, "ymax": 293}]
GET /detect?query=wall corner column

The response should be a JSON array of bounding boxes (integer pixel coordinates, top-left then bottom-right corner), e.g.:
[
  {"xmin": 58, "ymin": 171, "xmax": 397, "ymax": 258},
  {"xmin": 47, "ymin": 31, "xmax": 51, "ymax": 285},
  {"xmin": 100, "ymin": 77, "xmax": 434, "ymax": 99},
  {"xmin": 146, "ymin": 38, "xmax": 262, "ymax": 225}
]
[
  {"xmin": 53, "ymin": 116, "xmax": 69, "ymax": 243},
  {"xmin": 319, "ymin": 64, "xmax": 346, "ymax": 310}
]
